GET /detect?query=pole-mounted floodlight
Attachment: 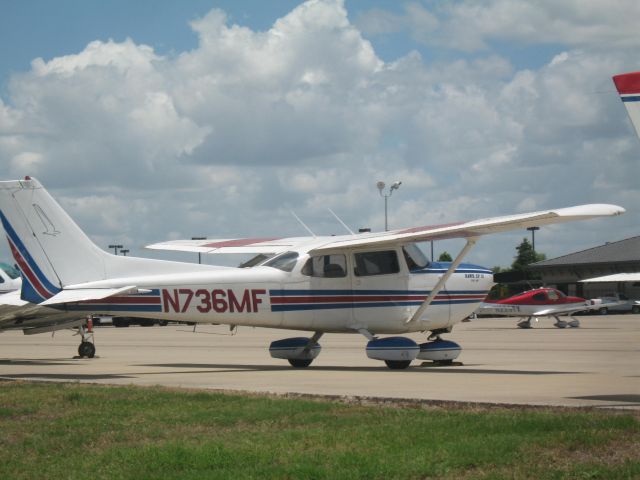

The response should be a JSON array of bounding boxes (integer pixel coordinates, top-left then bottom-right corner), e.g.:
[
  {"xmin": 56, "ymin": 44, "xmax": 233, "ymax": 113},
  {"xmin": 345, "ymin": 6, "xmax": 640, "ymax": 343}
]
[
  {"xmin": 120, "ymin": 249, "xmax": 130, "ymax": 256},
  {"xmin": 377, "ymin": 180, "xmax": 402, "ymax": 231},
  {"xmin": 527, "ymin": 226, "xmax": 540, "ymax": 253},
  {"xmin": 108, "ymin": 244, "xmax": 123, "ymax": 255}
]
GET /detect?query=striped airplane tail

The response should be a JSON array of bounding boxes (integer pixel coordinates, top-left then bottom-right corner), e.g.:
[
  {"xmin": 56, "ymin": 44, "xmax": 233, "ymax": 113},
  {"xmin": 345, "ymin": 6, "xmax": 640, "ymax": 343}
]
[
  {"xmin": 613, "ymin": 71, "xmax": 640, "ymax": 140},
  {"xmin": 0, "ymin": 177, "xmax": 222, "ymax": 305},
  {"xmin": 0, "ymin": 177, "xmax": 109, "ymax": 303}
]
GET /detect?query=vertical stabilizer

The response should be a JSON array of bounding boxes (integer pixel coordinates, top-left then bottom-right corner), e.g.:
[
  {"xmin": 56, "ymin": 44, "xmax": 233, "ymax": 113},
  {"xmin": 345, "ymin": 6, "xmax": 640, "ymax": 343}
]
[
  {"xmin": 613, "ymin": 71, "xmax": 640, "ymax": 140},
  {"xmin": 0, "ymin": 177, "xmax": 226, "ymax": 304},
  {"xmin": 0, "ymin": 178, "xmax": 107, "ymax": 302}
]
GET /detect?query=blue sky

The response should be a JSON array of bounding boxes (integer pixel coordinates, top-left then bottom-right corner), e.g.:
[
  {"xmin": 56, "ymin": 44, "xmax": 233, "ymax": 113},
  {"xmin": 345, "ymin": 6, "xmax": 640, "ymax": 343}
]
[
  {"xmin": 0, "ymin": 0, "xmax": 565, "ymax": 90},
  {"xmin": 0, "ymin": 0, "xmax": 638, "ymax": 268}
]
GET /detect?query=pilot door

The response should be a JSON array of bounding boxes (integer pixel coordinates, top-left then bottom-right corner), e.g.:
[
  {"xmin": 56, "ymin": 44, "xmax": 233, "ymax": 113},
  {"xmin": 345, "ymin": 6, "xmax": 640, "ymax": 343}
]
[{"xmin": 302, "ymin": 253, "xmax": 353, "ymax": 330}]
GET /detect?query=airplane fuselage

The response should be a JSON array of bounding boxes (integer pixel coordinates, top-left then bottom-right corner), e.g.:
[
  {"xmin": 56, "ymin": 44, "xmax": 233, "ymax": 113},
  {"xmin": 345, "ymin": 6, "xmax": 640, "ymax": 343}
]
[{"xmin": 62, "ymin": 261, "xmax": 493, "ymax": 334}]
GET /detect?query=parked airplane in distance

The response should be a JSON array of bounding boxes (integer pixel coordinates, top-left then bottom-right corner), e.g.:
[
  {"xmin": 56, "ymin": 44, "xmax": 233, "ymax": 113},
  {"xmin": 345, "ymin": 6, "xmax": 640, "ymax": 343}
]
[
  {"xmin": 0, "ymin": 177, "xmax": 625, "ymax": 367},
  {"xmin": 613, "ymin": 71, "xmax": 640, "ymax": 138},
  {"xmin": 0, "ymin": 262, "xmax": 21, "ymax": 294},
  {"xmin": 477, "ymin": 287, "xmax": 620, "ymax": 329}
]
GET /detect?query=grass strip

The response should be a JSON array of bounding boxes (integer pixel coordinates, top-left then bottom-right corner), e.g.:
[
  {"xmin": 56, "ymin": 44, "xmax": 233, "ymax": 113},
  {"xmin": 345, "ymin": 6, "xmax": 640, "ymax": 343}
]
[{"xmin": 0, "ymin": 381, "xmax": 638, "ymax": 479}]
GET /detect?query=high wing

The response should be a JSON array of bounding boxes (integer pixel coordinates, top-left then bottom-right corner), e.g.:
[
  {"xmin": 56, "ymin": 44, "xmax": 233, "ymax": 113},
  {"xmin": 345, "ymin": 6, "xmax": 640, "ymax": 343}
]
[
  {"xmin": 311, "ymin": 204, "xmax": 624, "ymax": 252},
  {"xmin": 147, "ymin": 204, "xmax": 625, "ymax": 256},
  {"xmin": 146, "ymin": 237, "xmax": 313, "ymax": 255}
]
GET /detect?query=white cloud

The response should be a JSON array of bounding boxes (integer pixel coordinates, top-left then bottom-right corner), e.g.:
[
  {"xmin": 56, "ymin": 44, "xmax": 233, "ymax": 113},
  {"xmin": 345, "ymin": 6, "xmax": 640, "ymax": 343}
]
[
  {"xmin": 357, "ymin": 0, "xmax": 640, "ymax": 52},
  {"xmin": 0, "ymin": 0, "xmax": 637, "ymax": 268}
]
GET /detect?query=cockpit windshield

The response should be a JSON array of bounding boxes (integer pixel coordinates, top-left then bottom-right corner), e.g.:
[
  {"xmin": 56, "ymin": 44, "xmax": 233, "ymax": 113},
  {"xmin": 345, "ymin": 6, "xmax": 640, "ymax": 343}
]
[
  {"xmin": 263, "ymin": 251, "xmax": 299, "ymax": 272},
  {"xmin": 0, "ymin": 262, "xmax": 20, "ymax": 279},
  {"xmin": 238, "ymin": 253, "xmax": 274, "ymax": 268},
  {"xmin": 402, "ymin": 243, "xmax": 430, "ymax": 271}
]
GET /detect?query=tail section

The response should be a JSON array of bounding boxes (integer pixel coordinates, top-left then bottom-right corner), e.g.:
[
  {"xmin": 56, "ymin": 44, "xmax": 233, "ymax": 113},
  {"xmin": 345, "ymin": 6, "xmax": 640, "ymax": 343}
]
[
  {"xmin": 0, "ymin": 177, "xmax": 221, "ymax": 304},
  {"xmin": 613, "ymin": 71, "xmax": 640, "ymax": 140}
]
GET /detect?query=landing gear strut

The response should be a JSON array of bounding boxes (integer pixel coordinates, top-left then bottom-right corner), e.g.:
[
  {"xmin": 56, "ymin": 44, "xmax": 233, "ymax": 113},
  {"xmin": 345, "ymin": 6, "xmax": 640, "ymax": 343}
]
[{"xmin": 76, "ymin": 320, "xmax": 96, "ymax": 358}]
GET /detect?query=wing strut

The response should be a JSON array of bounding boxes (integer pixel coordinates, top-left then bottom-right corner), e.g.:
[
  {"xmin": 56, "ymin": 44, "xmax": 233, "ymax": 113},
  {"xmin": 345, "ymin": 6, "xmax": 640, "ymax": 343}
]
[{"xmin": 406, "ymin": 237, "xmax": 478, "ymax": 324}]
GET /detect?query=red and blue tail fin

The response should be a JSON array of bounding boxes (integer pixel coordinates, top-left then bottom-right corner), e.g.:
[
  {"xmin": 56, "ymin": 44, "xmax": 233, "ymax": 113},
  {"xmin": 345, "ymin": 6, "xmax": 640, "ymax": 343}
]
[{"xmin": 613, "ymin": 71, "xmax": 640, "ymax": 140}]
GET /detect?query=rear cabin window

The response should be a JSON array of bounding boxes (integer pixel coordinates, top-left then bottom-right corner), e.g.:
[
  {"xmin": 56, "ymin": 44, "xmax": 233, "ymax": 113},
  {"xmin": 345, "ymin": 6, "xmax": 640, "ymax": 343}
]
[
  {"xmin": 301, "ymin": 254, "xmax": 347, "ymax": 278},
  {"xmin": 532, "ymin": 292, "xmax": 546, "ymax": 301},
  {"xmin": 354, "ymin": 250, "xmax": 400, "ymax": 276}
]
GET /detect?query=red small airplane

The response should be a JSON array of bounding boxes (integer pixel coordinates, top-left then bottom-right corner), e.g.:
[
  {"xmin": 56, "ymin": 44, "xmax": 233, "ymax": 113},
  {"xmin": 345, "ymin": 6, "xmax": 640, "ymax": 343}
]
[{"xmin": 478, "ymin": 287, "xmax": 605, "ymax": 329}]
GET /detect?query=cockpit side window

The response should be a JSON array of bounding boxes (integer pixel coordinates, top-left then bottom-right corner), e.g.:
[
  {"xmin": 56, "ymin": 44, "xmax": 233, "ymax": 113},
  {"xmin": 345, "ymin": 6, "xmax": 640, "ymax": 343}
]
[
  {"xmin": 263, "ymin": 251, "xmax": 299, "ymax": 272},
  {"xmin": 301, "ymin": 254, "xmax": 347, "ymax": 278},
  {"xmin": 354, "ymin": 250, "xmax": 399, "ymax": 276},
  {"xmin": 402, "ymin": 244, "xmax": 430, "ymax": 271}
]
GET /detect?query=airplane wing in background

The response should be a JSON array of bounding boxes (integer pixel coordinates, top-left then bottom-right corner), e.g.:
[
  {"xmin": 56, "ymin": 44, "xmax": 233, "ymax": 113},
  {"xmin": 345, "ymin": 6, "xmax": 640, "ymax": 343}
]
[{"xmin": 581, "ymin": 273, "xmax": 640, "ymax": 283}]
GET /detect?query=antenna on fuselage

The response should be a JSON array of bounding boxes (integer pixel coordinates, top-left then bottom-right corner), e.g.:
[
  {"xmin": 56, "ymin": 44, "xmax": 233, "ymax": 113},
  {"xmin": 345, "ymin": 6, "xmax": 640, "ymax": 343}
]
[
  {"xmin": 328, "ymin": 208, "xmax": 355, "ymax": 236},
  {"xmin": 289, "ymin": 210, "xmax": 316, "ymax": 237}
]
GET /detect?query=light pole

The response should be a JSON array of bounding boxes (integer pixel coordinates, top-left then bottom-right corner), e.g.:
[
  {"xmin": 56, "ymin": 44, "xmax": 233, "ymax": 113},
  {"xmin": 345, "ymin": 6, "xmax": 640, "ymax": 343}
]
[
  {"xmin": 527, "ymin": 226, "xmax": 540, "ymax": 254},
  {"xmin": 192, "ymin": 237, "xmax": 206, "ymax": 264},
  {"xmin": 376, "ymin": 180, "xmax": 402, "ymax": 231},
  {"xmin": 108, "ymin": 244, "xmax": 123, "ymax": 255},
  {"xmin": 120, "ymin": 249, "xmax": 130, "ymax": 256}
]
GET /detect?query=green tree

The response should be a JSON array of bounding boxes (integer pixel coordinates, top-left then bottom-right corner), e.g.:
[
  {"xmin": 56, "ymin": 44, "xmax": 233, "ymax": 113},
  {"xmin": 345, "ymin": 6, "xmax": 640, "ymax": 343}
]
[
  {"xmin": 438, "ymin": 252, "xmax": 453, "ymax": 262},
  {"xmin": 511, "ymin": 238, "xmax": 546, "ymax": 271}
]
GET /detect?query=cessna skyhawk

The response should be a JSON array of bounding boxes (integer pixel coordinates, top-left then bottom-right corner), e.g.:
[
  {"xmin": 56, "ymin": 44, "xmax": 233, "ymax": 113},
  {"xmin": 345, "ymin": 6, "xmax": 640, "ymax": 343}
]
[{"xmin": 0, "ymin": 177, "xmax": 624, "ymax": 367}]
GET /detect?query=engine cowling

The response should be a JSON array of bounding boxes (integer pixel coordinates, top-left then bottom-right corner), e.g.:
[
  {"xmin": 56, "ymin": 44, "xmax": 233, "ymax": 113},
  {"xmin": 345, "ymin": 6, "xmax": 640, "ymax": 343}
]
[
  {"xmin": 417, "ymin": 339, "xmax": 461, "ymax": 362},
  {"xmin": 269, "ymin": 337, "xmax": 321, "ymax": 360},
  {"xmin": 366, "ymin": 337, "xmax": 419, "ymax": 362}
]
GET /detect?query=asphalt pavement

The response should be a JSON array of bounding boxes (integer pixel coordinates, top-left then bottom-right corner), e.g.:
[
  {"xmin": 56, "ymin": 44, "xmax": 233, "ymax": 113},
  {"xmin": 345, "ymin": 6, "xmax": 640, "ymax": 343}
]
[{"xmin": 1, "ymin": 315, "xmax": 638, "ymax": 409}]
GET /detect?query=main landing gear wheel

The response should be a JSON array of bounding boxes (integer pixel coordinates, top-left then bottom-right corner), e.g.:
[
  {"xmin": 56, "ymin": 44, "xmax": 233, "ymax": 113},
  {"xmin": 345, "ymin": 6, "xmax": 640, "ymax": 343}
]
[
  {"xmin": 288, "ymin": 358, "xmax": 313, "ymax": 368},
  {"xmin": 78, "ymin": 341, "xmax": 96, "ymax": 358},
  {"xmin": 384, "ymin": 360, "xmax": 411, "ymax": 370}
]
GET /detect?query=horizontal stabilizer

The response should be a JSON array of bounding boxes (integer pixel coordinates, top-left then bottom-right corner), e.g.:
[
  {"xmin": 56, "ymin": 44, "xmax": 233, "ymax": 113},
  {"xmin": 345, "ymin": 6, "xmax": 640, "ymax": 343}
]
[
  {"xmin": 0, "ymin": 289, "xmax": 29, "ymax": 307},
  {"xmin": 39, "ymin": 286, "xmax": 138, "ymax": 306}
]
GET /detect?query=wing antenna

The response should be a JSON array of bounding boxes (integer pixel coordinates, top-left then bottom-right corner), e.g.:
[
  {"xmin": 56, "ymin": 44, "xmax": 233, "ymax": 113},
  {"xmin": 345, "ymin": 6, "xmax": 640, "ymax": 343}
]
[
  {"xmin": 328, "ymin": 208, "xmax": 355, "ymax": 236},
  {"xmin": 289, "ymin": 210, "xmax": 316, "ymax": 238}
]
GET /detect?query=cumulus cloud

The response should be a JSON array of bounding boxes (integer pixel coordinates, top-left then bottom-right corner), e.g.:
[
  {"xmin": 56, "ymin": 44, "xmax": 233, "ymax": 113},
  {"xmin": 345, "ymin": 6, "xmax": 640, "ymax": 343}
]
[
  {"xmin": 0, "ymin": 0, "xmax": 637, "ymax": 268},
  {"xmin": 356, "ymin": 0, "xmax": 640, "ymax": 52}
]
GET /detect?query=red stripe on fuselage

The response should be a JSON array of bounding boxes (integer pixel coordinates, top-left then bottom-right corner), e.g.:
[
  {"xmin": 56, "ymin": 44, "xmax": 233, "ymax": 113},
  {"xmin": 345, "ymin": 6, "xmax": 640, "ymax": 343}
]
[{"xmin": 270, "ymin": 294, "xmax": 486, "ymax": 304}]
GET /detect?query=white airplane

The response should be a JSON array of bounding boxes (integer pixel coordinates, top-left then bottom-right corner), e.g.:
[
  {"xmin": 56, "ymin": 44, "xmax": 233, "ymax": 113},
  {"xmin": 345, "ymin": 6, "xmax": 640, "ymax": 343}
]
[
  {"xmin": 0, "ymin": 262, "xmax": 21, "ymax": 294},
  {"xmin": 613, "ymin": 71, "xmax": 640, "ymax": 138},
  {"xmin": 0, "ymin": 177, "xmax": 625, "ymax": 367}
]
